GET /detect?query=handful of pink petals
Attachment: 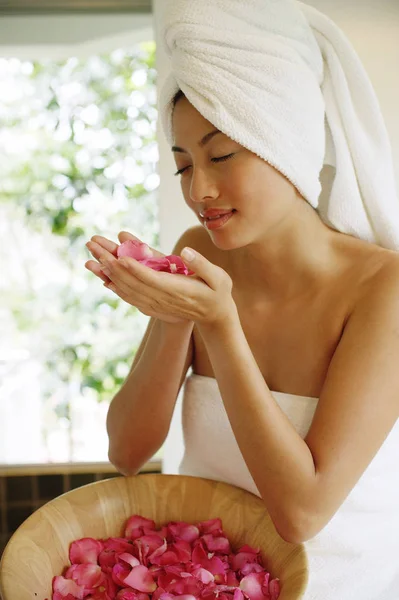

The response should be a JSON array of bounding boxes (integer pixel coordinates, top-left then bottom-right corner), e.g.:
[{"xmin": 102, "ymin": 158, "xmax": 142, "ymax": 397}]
[
  {"xmin": 52, "ymin": 515, "xmax": 280, "ymax": 600},
  {"xmin": 117, "ymin": 241, "xmax": 194, "ymax": 276}
]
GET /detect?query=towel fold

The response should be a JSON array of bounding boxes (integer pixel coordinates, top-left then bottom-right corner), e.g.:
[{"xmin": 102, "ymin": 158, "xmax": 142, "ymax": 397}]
[{"xmin": 159, "ymin": 0, "xmax": 399, "ymax": 251}]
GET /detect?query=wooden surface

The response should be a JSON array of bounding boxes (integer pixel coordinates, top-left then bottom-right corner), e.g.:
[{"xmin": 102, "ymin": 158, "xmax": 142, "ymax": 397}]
[{"xmin": 0, "ymin": 473, "xmax": 308, "ymax": 600}]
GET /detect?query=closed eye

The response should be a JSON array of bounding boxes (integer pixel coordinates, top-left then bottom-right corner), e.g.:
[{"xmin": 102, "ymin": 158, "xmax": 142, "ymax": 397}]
[{"xmin": 174, "ymin": 153, "xmax": 235, "ymax": 176}]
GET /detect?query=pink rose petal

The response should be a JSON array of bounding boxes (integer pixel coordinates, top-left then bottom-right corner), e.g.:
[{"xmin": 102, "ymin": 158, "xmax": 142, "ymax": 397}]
[
  {"xmin": 149, "ymin": 538, "xmax": 168, "ymax": 563},
  {"xmin": 240, "ymin": 563, "xmax": 264, "ymax": 576},
  {"xmin": 64, "ymin": 563, "xmax": 104, "ymax": 592},
  {"xmin": 52, "ymin": 516, "xmax": 279, "ymax": 600},
  {"xmin": 135, "ymin": 534, "xmax": 166, "ymax": 565},
  {"xmin": 116, "ymin": 591, "xmax": 150, "ymax": 600},
  {"xmin": 268, "ymin": 579, "xmax": 280, "ymax": 600},
  {"xmin": 140, "ymin": 257, "xmax": 171, "ymax": 271},
  {"xmin": 99, "ymin": 538, "xmax": 135, "ymax": 572},
  {"xmin": 123, "ymin": 564, "xmax": 158, "ymax": 593},
  {"xmin": 240, "ymin": 573, "xmax": 271, "ymax": 600},
  {"xmin": 52, "ymin": 575, "xmax": 85, "ymax": 600},
  {"xmin": 191, "ymin": 566, "xmax": 214, "ymax": 584},
  {"xmin": 152, "ymin": 587, "xmax": 167, "ymax": 600},
  {"xmin": 117, "ymin": 240, "xmax": 153, "ymax": 261},
  {"xmin": 165, "ymin": 255, "xmax": 194, "ymax": 276},
  {"xmin": 198, "ymin": 519, "xmax": 223, "ymax": 535},
  {"xmin": 192, "ymin": 543, "xmax": 227, "ymax": 576},
  {"xmin": 119, "ymin": 552, "xmax": 141, "ymax": 568},
  {"xmin": 112, "ymin": 563, "xmax": 132, "ymax": 587},
  {"xmin": 116, "ymin": 241, "xmax": 194, "ymax": 276},
  {"xmin": 226, "ymin": 571, "xmax": 240, "ymax": 586},
  {"xmin": 69, "ymin": 537, "xmax": 103, "ymax": 565},
  {"xmin": 202, "ymin": 533, "xmax": 231, "ymax": 554},
  {"xmin": 160, "ymin": 595, "xmax": 197, "ymax": 600},
  {"xmin": 231, "ymin": 551, "xmax": 260, "ymax": 572},
  {"xmin": 167, "ymin": 522, "xmax": 200, "ymax": 544},
  {"xmin": 234, "ymin": 590, "xmax": 245, "ymax": 600},
  {"xmin": 125, "ymin": 515, "xmax": 157, "ymax": 540}
]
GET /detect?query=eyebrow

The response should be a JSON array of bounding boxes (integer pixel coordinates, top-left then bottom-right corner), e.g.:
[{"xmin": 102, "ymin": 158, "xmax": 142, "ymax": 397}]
[{"xmin": 172, "ymin": 129, "xmax": 222, "ymax": 153}]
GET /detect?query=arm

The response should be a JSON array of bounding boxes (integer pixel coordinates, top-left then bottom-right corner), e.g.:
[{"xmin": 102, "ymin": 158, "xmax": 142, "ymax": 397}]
[
  {"xmin": 107, "ymin": 318, "xmax": 193, "ymax": 475},
  {"xmin": 198, "ymin": 260, "xmax": 399, "ymax": 543},
  {"xmin": 106, "ymin": 229, "xmax": 199, "ymax": 475}
]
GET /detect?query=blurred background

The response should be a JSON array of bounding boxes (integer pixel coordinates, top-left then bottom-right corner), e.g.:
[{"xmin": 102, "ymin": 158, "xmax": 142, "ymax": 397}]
[{"xmin": 0, "ymin": 0, "xmax": 398, "ymax": 553}]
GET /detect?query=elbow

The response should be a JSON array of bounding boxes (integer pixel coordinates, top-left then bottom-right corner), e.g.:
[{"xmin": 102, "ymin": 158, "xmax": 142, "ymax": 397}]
[
  {"xmin": 275, "ymin": 524, "xmax": 311, "ymax": 545},
  {"xmin": 107, "ymin": 433, "xmax": 165, "ymax": 477},
  {"xmin": 272, "ymin": 506, "xmax": 323, "ymax": 545},
  {"xmin": 108, "ymin": 449, "xmax": 141, "ymax": 477}
]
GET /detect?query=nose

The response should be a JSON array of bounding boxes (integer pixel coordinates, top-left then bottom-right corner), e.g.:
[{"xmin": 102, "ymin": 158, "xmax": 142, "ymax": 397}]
[{"xmin": 188, "ymin": 165, "xmax": 218, "ymax": 205}]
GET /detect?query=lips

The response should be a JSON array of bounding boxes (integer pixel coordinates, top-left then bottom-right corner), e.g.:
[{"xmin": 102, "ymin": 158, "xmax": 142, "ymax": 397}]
[{"xmin": 200, "ymin": 208, "xmax": 235, "ymax": 219}]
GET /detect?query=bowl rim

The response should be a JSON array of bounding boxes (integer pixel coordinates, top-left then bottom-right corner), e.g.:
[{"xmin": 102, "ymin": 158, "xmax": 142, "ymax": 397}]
[{"xmin": 0, "ymin": 472, "xmax": 309, "ymax": 598}]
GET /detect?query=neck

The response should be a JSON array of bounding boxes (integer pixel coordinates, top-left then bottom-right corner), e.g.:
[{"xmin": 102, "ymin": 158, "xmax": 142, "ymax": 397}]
[{"xmin": 227, "ymin": 201, "xmax": 340, "ymax": 303}]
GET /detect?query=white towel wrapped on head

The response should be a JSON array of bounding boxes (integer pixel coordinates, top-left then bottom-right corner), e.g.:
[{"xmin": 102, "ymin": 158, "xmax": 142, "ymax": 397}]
[{"xmin": 159, "ymin": 0, "xmax": 399, "ymax": 251}]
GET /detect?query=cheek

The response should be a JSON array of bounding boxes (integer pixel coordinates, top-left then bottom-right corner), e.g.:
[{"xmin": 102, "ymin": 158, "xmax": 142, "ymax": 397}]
[
  {"xmin": 180, "ymin": 179, "xmax": 193, "ymax": 208},
  {"xmin": 227, "ymin": 165, "xmax": 265, "ymax": 207},
  {"xmin": 234, "ymin": 161, "xmax": 293, "ymax": 207}
]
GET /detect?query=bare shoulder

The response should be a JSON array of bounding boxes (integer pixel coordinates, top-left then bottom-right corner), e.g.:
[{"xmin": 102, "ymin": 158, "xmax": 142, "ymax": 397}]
[
  {"xmin": 341, "ymin": 246, "xmax": 399, "ymax": 349},
  {"xmin": 173, "ymin": 225, "xmax": 220, "ymax": 262},
  {"xmin": 354, "ymin": 246, "xmax": 399, "ymax": 306},
  {"xmin": 334, "ymin": 235, "xmax": 399, "ymax": 314}
]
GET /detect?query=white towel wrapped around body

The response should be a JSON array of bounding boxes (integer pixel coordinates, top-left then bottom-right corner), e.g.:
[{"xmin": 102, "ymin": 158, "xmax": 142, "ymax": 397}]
[{"xmin": 159, "ymin": 0, "xmax": 399, "ymax": 251}]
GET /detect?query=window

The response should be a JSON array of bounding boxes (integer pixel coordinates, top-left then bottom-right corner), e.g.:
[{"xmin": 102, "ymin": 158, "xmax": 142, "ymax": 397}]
[{"xmin": 0, "ymin": 42, "xmax": 160, "ymax": 463}]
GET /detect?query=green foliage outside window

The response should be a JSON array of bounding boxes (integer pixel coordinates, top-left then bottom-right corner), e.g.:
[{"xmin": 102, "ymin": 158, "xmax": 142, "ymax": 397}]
[{"xmin": 0, "ymin": 42, "xmax": 159, "ymax": 460}]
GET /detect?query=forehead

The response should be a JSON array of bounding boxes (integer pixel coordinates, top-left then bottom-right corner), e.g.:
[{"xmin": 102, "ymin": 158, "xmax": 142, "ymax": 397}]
[{"xmin": 172, "ymin": 97, "xmax": 218, "ymax": 142}]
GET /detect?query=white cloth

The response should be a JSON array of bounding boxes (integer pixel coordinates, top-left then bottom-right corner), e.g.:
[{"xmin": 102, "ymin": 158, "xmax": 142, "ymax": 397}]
[
  {"xmin": 159, "ymin": 0, "xmax": 399, "ymax": 251},
  {"xmin": 179, "ymin": 374, "xmax": 399, "ymax": 600}
]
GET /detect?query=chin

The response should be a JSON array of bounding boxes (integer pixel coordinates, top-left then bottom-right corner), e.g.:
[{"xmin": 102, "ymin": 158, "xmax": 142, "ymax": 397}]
[{"xmin": 206, "ymin": 230, "xmax": 246, "ymax": 252}]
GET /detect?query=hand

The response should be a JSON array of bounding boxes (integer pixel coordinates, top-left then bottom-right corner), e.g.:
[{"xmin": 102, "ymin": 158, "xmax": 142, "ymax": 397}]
[
  {"xmin": 85, "ymin": 231, "xmax": 164, "ymax": 281},
  {"xmin": 85, "ymin": 231, "xmax": 188, "ymax": 324},
  {"xmin": 87, "ymin": 242, "xmax": 237, "ymax": 328}
]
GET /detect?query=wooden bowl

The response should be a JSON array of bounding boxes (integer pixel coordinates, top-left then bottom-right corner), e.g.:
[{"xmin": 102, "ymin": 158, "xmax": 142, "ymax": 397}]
[{"xmin": 0, "ymin": 473, "xmax": 308, "ymax": 600}]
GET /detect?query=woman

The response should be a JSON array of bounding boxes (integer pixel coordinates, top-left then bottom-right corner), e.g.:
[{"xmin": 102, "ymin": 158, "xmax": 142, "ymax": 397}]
[{"xmin": 85, "ymin": 1, "xmax": 399, "ymax": 598}]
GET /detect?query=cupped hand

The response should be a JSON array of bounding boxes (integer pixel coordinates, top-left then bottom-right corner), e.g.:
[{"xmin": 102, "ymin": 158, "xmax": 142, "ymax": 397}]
[
  {"xmin": 85, "ymin": 232, "xmax": 189, "ymax": 323},
  {"xmin": 85, "ymin": 231, "xmax": 164, "ymax": 283},
  {"xmin": 86, "ymin": 241, "xmax": 237, "ymax": 328}
]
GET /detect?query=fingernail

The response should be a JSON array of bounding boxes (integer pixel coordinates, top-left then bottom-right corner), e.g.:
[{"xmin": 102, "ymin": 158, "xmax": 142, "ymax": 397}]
[{"xmin": 181, "ymin": 247, "xmax": 195, "ymax": 262}]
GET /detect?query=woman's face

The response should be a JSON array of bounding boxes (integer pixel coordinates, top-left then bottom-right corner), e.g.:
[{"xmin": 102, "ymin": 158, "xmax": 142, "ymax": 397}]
[{"xmin": 172, "ymin": 96, "xmax": 300, "ymax": 250}]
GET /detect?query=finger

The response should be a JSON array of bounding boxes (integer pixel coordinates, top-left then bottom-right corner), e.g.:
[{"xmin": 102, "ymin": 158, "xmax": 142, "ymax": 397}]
[
  {"xmin": 180, "ymin": 247, "xmax": 221, "ymax": 290},
  {"xmin": 118, "ymin": 231, "xmax": 143, "ymax": 244},
  {"xmin": 89, "ymin": 235, "xmax": 119, "ymax": 256},
  {"xmin": 86, "ymin": 243, "xmax": 136, "ymax": 297},
  {"xmin": 86, "ymin": 240, "xmax": 119, "ymax": 267},
  {"xmin": 118, "ymin": 256, "xmax": 176, "ymax": 290},
  {"xmin": 118, "ymin": 231, "xmax": 164, "ymax": 259},
  {"xmin": 116, "ymin": 256, "xmax": 201, "ymax": 316},
  {"xmin": 99, "ymin": 256, "xmax": 159, "ymax": 303},
  {"xmin": 85, "ymin": 259, "xmax": 111, "ymax": 284},
  {"xmin": 103, "ymin": 277, "xmax": 157, "ymax": 313}
]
